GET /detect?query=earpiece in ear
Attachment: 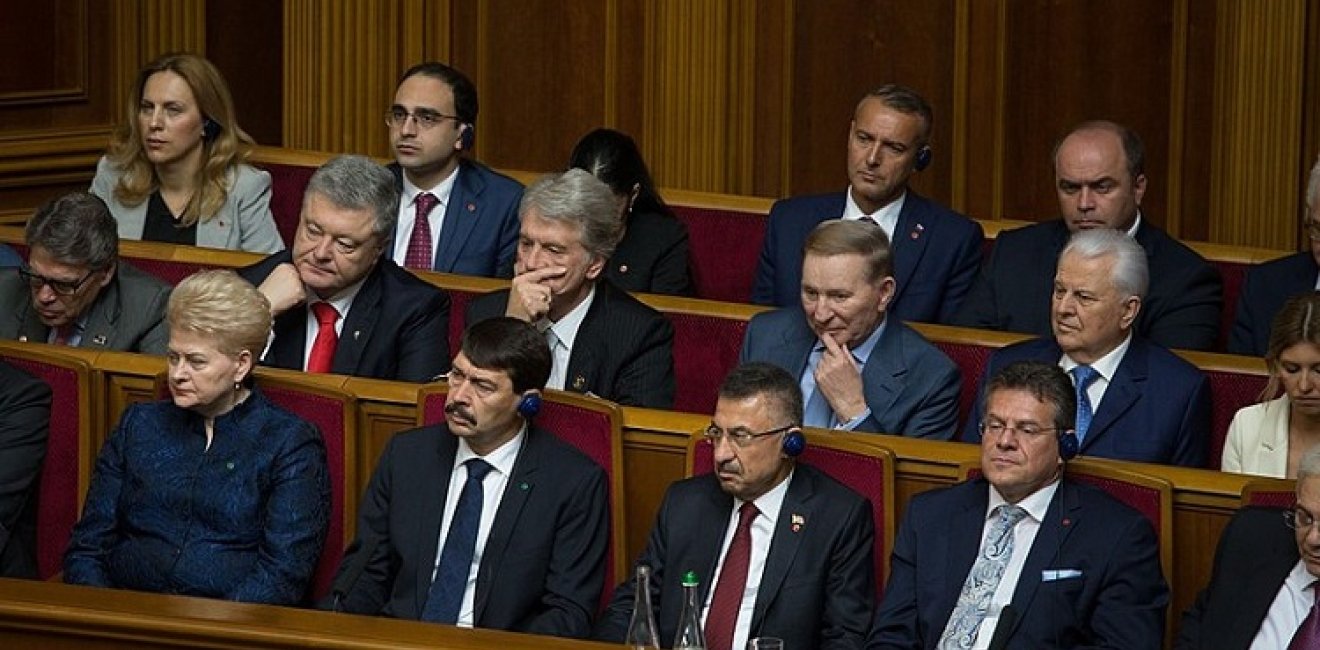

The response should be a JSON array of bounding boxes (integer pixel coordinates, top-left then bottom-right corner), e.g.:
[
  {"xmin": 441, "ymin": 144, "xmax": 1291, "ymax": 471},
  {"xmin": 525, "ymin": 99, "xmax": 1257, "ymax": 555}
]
[
  {"xmin": 458, "ymin": 123, "xmax": 475, "ymax": 150},
  {"xmin": 202, "ymin": 118, "xmax": 221, "ymax": 141},
  {"xmin": 516, "ymin": 392, "xmax": 541, "ymax": 419},
  {"xmin": 781, "ymin": 428, "xmax": 806, "ymax": 457},
  {"xmin": 914, "ymin": 145, "xmax": 932, "ymax": 172},
  {"xmin": 1058, "ymin": 429, "xmax": 1079, "ymax": 461}
]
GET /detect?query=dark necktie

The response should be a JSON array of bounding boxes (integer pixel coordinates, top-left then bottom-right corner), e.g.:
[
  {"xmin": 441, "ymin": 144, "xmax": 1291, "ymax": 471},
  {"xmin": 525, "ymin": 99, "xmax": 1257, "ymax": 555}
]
[
  {"xmin": 404, "ymin": 192, "xmax": 440, "ymax": 270},
  {"xmin": 421, "ymin": 458, "xmax": 493, "ymax": 624},
  {"xmin": 306, "ymin": 302, "xmax": 339, "ymax": 373},
  {"xmin": 706, "ymin": 501, "xmax": 759, "ymax": 650},
  {"xmin": 1071, "ymin": 365, "xmax": 1099, "ymax": 442},
  {"xmin": 1289, "ymin": 581, "xmax": 1320, "ymax": 650}
]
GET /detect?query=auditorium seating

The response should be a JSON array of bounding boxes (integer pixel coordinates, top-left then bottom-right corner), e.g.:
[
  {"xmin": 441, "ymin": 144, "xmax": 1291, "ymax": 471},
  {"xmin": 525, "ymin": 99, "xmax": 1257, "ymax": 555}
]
[{"xmin": 1240, "ymin": 476, "xmax": 1296, "ymax": 509}]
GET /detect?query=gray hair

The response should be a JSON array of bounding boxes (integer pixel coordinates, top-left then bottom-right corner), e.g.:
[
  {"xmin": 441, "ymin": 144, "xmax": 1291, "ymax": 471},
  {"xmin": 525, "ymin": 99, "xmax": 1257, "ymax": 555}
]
[
  {"xmin": 1060, "ymin": 228, "xmax": 1148, "ymax": 300},
  {"xmin": 303, "ymin": 155, "xmax": 399, "ymax": 239},
  {"xmin": 520, "ymin": 169, "xmax": 622, "ymax": 260},
  {"xmin": 1307, "ymin": 152, "xmax": 1320, "ymax": 213},
  {"xmin": 1298, "ymin": 444, "xmax": 1320, "ymax": 482},
  {"xmin": 26, "ymin": 191, "xmax": 119, "ymax": 271}
]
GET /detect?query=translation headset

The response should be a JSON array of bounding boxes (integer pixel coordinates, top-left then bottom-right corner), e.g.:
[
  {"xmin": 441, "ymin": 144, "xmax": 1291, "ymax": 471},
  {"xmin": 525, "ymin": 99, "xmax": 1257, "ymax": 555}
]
[
  {"xmin": 516, "ymin": 391, "xmax": 541, "ymax": 419},
  {"xmin": 1058, "ymin": 428, "xmax": 1079, "ymax": 461},
  {"xmin": 202, "ymin": 117, "xmax": 221, "ymax": 142},
  {"xmin": 458, "ymin": 123, "xmax": 475, "ymax": 150},
  {"xmin": 913, "ymin": 145, "xmax": 932, "ymax": 172},
  {"xmin": 781, "ymin": 427, "xmax": 806, "ymax": 458}
]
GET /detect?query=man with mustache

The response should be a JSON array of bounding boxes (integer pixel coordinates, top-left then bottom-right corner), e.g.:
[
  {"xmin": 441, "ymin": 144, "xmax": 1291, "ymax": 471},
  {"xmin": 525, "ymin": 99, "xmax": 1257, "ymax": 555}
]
[
  {"xmin": 238, "ymin": 155, "xmax": 451, "ymax": 382},
  {"xmin": 595, "ymin": 362, "xmax": 875, "ymax": 650},
  {"xmin": 963, "ymin": 228, "xmax": 1210, "ymax": 467},
  {"xmin": 327, "ymin": 316, "xmax": 609, "ymax": 638}
]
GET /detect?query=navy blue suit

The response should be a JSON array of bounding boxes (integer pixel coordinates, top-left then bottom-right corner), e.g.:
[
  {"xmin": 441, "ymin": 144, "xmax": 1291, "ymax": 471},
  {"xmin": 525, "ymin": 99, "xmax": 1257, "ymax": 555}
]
[
  {"xmin": 387, "ymin": 161, "xmax": 523, "ymax": 278},
  {"xmin": 0, "ymin": 244, "xmax": 20, "ymax": 268},
  {"xmin": 741, "ymin": 308, "xmax": 960, "ymax": 439},
  {"xmin": 869, "ymin": 477, "xmax": 1168, "ymax": 649},
  {"xmin": 964, "ymin": 336, "xmax": 1210, "ymax": 467},
  {"xmin": 1229, "ymin": 251, "xmax": 1318, "ymax": 356},
  {"xmin": 752, "ymin": 190, "xmax": 983, "ymax": 324}
]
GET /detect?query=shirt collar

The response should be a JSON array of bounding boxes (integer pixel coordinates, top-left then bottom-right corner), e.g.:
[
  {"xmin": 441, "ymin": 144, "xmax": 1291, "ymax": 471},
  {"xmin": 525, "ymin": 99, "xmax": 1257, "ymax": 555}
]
[
  {"xmin": 1125, "ymin": 212, "xmax": 1143, "ymax": 238},
  {"xmin": 844, "ymin": 186, "xmax": 907, "ymax": 223},
  {"xmin": 1059, "ymin": 331, "xmax": 1132, "ymax": 383},
  {"xmin": 401, "ymin": 165, "xmax": 460, "ymax": 209},
  {"xmin": 817, "ymin": 316, "xmax": 887, "ymax": 364},
  {"xmin": 988, "ymin": 478, "xmax": 1059, "ymax": 522},
  {"xmin": 741, "ymin": 467, "xmax": 794, "ymax": 527},
  {"xmin": 453, "ymin": 420, "xmax": 527, "ymax": 478},
  {"xmin": 307, "ymin": 273, "xmax": 368, "ymax": 315},
  {"xmin": 544, "ymin": 285, "xmax": 596, "ymax": 351}
]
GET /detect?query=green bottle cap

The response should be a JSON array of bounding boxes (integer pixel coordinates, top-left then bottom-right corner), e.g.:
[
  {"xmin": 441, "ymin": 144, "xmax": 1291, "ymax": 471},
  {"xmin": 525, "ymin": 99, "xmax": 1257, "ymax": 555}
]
[{"xmin": 681, "ymin": 570, "xmax": 699, "ymax": 587}]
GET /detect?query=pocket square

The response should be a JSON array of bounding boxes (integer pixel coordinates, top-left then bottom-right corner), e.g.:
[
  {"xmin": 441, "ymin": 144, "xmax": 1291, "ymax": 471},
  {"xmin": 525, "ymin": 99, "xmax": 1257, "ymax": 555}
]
[{"xmin": 1041, "ymin": 568, "xmax": 1083, "ymax": 582}]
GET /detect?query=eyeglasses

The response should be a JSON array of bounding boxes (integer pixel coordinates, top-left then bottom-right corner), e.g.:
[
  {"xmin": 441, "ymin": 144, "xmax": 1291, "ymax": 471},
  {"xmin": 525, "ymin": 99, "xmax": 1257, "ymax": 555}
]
[
  {"xmin": 979, "ymin": 421, "xmax": 1058, "ymax": 439},
  {"xmin": 1284, "ymin": 507, "xmax": 1320, "ymax": 533},
  {"xmin": 19, "ymin": 267, "xmax": 95, "ymax": 296},
  {"xmin": 703, "ymin": 424, "xmax": 794, "ymax": 448},
  {"xmin": 385, "ymin": 108, "xmax": 461, "ymax": 130}
]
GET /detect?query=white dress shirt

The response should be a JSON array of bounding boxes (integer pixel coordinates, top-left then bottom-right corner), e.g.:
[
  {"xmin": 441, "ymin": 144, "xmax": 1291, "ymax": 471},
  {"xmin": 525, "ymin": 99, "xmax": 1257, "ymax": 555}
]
[
  {"xmin": 1059, "ymin": 332, "xmax": 1132, "ymax": 416},
  {"xmin": 539, "ymin": 287, "xmax": 595, "ymax": 391},
  {"xmin": 392, "ymin": 167, "xmax": 459, "ymax": 265},
  {"xmin": 843, "ymin": 186, "xmax": 906, "ymax": 242},
  {"xmin": 967, "ymin": 480, "xmax": 1060, "ymax": 650},
  {"xmin": 1251, "ymin": 560, "xmax": 1317, "ymax": 649}
]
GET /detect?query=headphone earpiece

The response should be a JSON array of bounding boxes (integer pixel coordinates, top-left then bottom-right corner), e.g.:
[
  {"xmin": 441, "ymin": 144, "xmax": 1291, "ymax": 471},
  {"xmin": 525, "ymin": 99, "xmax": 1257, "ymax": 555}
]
[
  {"xmin": 458, "ymin": 123, "xmax": 475, "ymax": 150},
  {"xmin": 202, "ymin": 118, "xmax": 221, "ymax": 142},
  {"xmin": 781, "ymin": 428, "xmax": 806, "ymax": 458},
  {"xmin": 1058, "ymin": 429, "xmax": 1079, "ymax": 461},
  {"xmin": 914, "ymin": 145, "xmax": 932, "ymax": 172},
  {"xmin": 517, "ymin": 392, "xmax": 541, "ymax": 419}
]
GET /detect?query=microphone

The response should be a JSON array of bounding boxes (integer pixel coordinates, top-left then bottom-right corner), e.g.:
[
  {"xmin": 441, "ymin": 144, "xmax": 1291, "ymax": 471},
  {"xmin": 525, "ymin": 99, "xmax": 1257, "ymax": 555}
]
[
  {"xmin": 328, "ymin": 538, "xmax": 379, "ymax": 613},
  {"xmin": 987, "ymin": 604, "xmax": 1017, "ymax": 650}
]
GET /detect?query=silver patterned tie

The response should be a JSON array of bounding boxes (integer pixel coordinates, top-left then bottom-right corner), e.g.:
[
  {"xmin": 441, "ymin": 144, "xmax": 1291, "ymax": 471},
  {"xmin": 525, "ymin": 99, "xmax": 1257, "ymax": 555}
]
[{"xmin": 938, "ymin": 504, "xmax": 1029, "ymax": 649}]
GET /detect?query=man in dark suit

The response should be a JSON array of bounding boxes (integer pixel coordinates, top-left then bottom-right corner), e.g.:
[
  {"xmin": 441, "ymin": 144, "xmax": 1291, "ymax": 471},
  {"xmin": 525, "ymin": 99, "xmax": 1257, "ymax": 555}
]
[
  {"xmin": 742, "ymin": 219, "xmax": 959, "ymax": 438},
  {"xmin": 965, "ymin": 229, "xmax": 1210, "ymax": 467},
  {"xmin": 466, "ymin": 169, "xmax": 674, "ymax": 409},
  {"xmin": 0, "ymin": 360, "xmax": 50, "ymax": 578},
  {"xmin": 384, "ymin": 62, "xmax": 523, "ymax": 278},
  {"xmin": 870, "ymin": 360, "xmax": 1168, "ymax": 649},
  {"xmin": 955, "ymin": 120, "xmax": 1222, "ymax": 351},
  {"xmin": 0, "ymin": 192, "xmax": 170, "ymax": 354},
  {"xmin": 327, "ymin": 317, "xmax": 608, "ymax": 637},
  {"xmin": 1177, "ymin": 448, "xmax": 1320, "ymax": 649},
  {"xmin": 752, "ymin": 84, "xmax": 983, "ymax": 324},
  {"xmin": 595, "ymin": 363, "xmax": 875, "ymax": 650},
  {"xmin": 239, "ymin": 155, "xmax": 450, "ymax": 383},
  {"xmin": 1230, "ymin": 155, "xmax": 1320, "ymax": 356}
]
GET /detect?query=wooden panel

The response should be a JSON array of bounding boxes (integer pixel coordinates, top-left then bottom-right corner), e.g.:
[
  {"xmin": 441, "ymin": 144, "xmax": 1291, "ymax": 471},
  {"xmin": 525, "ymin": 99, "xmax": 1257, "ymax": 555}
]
[
  {"xmin": 139, "ymin": 0, "xmax": 206, "ymax": 60},
  {"xmin": 0, "ymin": 1, "xmax": 88, "ymax": 106},
  {"xmin": 206, "ymin": 0, "xmax": 283, "ymax": 146}
]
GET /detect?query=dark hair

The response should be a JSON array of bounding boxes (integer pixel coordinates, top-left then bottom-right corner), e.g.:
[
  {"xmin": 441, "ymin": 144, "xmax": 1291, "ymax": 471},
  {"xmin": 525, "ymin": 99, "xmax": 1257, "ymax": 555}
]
[
  {"xmin": 1054, "ymin": 120, "xmax": 1146, "ymax": 180},
  {"xmin": 568, "ymin": 128, "xmax": 671, "ymax": 217},
  {"xmin": 983, "ymin": 361, "xmax": 1077, "ymax": 433},
  {"xmin": 26, "ymin": 191, "xmax": 119, "ymax": 270},
  {"xmin": 861, "ymin": 84, "xmax": 933, "ymax": 145},
  {"xmin": 398, "ymin": 62, "xmax": 478, "ymax": 125},
  {"xmin": 718, "ymin": 362, "xmax": 804, "ymax": 427},
  {"xmin": 461, "ymin": 317, "xmax": 552, "ymax": 393}
]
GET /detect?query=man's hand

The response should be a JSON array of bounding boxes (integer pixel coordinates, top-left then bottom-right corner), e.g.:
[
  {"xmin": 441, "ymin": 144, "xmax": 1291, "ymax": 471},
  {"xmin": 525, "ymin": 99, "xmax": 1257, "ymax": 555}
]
[
  {"xmin": 814, "ymin": 332, "xmax": 867, "ymax": 424},
  {"xmin": 258, "ymin": 263, "xmax": 305, "ymax": 316},
  {"xmin": 505, "ymin": 266, "xmax": 566, "ymax": 322}
]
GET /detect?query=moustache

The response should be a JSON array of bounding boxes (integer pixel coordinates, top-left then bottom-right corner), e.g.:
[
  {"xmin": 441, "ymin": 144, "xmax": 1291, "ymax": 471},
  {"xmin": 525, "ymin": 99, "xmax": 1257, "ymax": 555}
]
[
  {"xmin": 444, "ymin": 403, "xmax": 476, "ymax": 425},
  {"xmin": 717, "ymin": 459, "xmax": 741, "ymax": 475}
]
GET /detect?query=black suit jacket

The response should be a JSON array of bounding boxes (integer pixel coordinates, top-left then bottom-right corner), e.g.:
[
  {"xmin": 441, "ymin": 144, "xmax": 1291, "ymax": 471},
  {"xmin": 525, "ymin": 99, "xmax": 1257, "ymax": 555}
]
[
  {"xmin": 1229, "ymin": 251, "xmax": 1318, "ymax": 356},
  {"xmin": 466, "ymin": 280, "xmax": 675, "ymax": 409},
  {"xmin": 0, "ymin": 360, "xmax": 50, "ymax": 578},
  {"xmin": 869, "ymin": 477, "xmax": 1168, "ymax": 649},
  {"xmin": 595, "ymin": 466, "xmax": 876, "ymax": 649},
  {"xmin": 954, "ymin": 219, "xmax": 1223, "ymax": 351},
  {"xmin": 1176, "ymin": 506, "xmax": 1298, "ymax": 650},
  {"xmin": 238, "ymin": 251, "xmax": 451, "ymax": 382},
  {"xmin": 604, "ymin": 210, "xmax": 694, "ymax": 297},
  {"xmin": 329, "ymin": 424, "xmax": 609, "ymax": 638}
]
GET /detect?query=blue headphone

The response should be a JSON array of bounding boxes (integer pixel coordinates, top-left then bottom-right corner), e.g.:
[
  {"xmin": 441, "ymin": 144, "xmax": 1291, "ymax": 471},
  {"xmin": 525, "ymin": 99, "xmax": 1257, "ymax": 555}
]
[
  {"xmin": 1058, "ymin": 429, "xmax": 1079, "ymax": 461},
  {"xmin": 458, "ymin": 123, "xmax": 475, "ymax": 150},
  {"xmin": 914, "ymin": 145, "xmax": 932, "ymax": 172},
  {"xmin": 517, "ymin": 392, "xmax": 541, "ymax": 419},
  {"xmin": 782, "ymin": 428, "xmax": 806, "ymax": 457}
]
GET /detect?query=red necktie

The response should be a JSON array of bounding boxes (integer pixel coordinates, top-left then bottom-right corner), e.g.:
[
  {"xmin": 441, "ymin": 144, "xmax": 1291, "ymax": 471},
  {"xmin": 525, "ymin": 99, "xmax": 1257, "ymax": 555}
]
[
  {"xmin": 52, "ymin": 325, "xmax": 74, "ymax": 346},
  {"xmin": 403, "ymin": 192, "xmax": 440, "ymax": 269},
  {"xmin": 307, "ymin": 302, "xmax": 340, "ymax": 373},
  {"xmin": 1289, "ymin": 582, "xmax": 1320, "ymax": 649},
  {"xmin": 706, "ymin": 501, "xmax": 758, "ymax": 650}
]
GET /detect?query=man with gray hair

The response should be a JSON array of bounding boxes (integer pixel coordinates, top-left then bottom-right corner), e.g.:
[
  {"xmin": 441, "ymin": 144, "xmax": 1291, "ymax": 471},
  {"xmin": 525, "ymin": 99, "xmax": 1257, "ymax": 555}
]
[
  {"xmin": 239, "ymin": 155, "xmax": 451, "ymax": 382},
  {"xmin": 0, "ymin": 191, "xmax": 170, "ymax": 353},
  {"xmin": 465, "ymin": 168, "xmax": 675, "ymax": 408},
  {"xmin": 1178, "ymin": 444, "xmax": 1320, "ymax": 649},
  {"xmin": 1230, "ymin": 152, "xmax": 1320, "ymax": 356},
  {"xmin": 964, "ymin": 228, "xmax": 1210, "ymax": 466}
]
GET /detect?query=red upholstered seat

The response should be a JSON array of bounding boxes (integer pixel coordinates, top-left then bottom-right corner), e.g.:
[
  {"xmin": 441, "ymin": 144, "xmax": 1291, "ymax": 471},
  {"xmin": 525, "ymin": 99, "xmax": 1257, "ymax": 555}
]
[
  {"xmin": 1201, "ymin": 367, "xmax": 1269, "ymax": 469},
  {"xmin": 121, "ymin": 259, "xmax": 214, "ymax": 286},
  {"xmin": 439, "ymin": 287, "xmax": 481, "ymax": 360},
  {"xmin": 671, "ymin": 205, "xmax": 765, "ymax": 303},
  {"xmin": 253, "ymin": 161, "xmax": 317, "ymax": 247},
  {"xmin": 1241, "ymin": 477, "xmax": 1295, "ymax": 509},
  {"xmin": 931, "ymin": 339, "xmax": 994, "ymax": 438},
  {"xmin": 686, "ymin": 430, "xmax": 896, "ymax": 596},
  {"xmin": 1213, "ymin": 259, "xmax": 1249, "ymax": 353},
  {"xmin": 665, "ymin": 312, "xmax": 749, "ymax": 415}
]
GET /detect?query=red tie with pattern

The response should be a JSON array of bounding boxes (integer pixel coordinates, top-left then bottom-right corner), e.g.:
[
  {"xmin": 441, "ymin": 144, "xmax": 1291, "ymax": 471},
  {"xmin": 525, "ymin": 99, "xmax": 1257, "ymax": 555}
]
[
  {"xmin": 307, "ymin": 302, "xmax": 339, "ymax": 373},
  {"xmin": 706, "ymin": 501, "xmax": 759, "ymax": 650},
  {"xmin": 1289, "ymin": 582, "xmax": 1320, "ymax": 649},
  {"xmin": 403, "ymin": 192, "xmax": 440, "ymax": 269}
]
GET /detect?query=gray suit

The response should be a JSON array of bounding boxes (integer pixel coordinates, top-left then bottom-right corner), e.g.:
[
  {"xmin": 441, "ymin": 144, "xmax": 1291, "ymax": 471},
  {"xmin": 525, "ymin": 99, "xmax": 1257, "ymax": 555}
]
[
  {"xmin": 740, "ymin": 307, "xmax": 960, "ymax": 439},
  {"xmin": 0, "ymin": 264, "xmax": 171, "ymax": 355}
]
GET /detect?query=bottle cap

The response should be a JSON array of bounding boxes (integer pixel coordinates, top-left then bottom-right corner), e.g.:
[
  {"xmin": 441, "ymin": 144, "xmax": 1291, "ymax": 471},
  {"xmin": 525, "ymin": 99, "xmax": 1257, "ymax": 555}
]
[{"xmin": 681, "ymin": 570, "xmax": 699, "ymax": 587}]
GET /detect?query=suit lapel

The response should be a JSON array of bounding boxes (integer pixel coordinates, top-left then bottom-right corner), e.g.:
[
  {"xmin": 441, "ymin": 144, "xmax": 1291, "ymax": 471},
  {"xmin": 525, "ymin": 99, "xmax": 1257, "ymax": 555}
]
[
  {"xmin": 1080, "ymin": 340, "xmax": 1145, "ymax": 453},
  {"xmin": 939, "ymin": 484, "xmax": 989, "ymax": 625},
  {"xmin": 859, "ymin": 320, "xmax": 908, "ymax": 423},
  {"xmin": 79, "ymin": 276, "xmax": 122, "ymax": 349},
  {"xmin": 14, "ymin": 297, "xmax": 48, "ymax": 344},
  {"xmin": 749, "ymin": 469, "xmax": 811, "ymax": 632},
  {"xmin": 412, "ymin": 431, "xmax": 459, "ymax": 618},
  {"xmin": 333, "ymin": 265, "xmax": 385, "ymax": 375},
  {"xmin": 433, "ymin": 165, "xmax": 484, "ymax": 272},
  {"xmin": 268, "ymin": 309, "xmax": 308, "ymax": 369},
  {"xmin": 565, "ymin": 283, "xmax": 613, "ymax": 395},
  {"xmin": 890, "ymin": 195, "xmax": 928, "ymax": 306},
  {"xmin": 1005, "ymin": 480, "xmax": 1078, "ymax": 632},
  {"xmin": 472, "ymin": 426, "xmax": 539, "ymax": 621}
]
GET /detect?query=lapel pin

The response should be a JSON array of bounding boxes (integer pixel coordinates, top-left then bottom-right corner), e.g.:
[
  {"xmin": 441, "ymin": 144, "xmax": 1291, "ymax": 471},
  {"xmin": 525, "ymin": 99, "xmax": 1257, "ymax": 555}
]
[
  {"xmin": 618, "ymin": 264, "xmax": 629, "ymax": 274},
  {"xmin": 791, "ymin": 513, "xmax": 805, "ymax": 533},
  {"xmin": 466, "ymin": 202, "xmax": 476, "ymax": 212},
  {"xmin": 910, "ymin": 223, "xmax": 925, "ymax": 240},
  {"xmin": 92, "ymin": 334, "xmax": 108, "ymax": 346},
  {"xmin": 572, "ymin": 375, "xmax": 586, "ymax": 391},
  {"xmin": 353, "ymin": 330, "xmax": 361, "ymax": 341},
  {"xmin": 519, "ymin": 482, "xmax": 529, "ymax": 490},
  {"xmin": 17, "ymin": 336, "xmax": 26, "ymax": 343},
  {"xmin": 225, "ymin": 461, "xmax": 236, "ymax": 470},
  {"xmin": 1062, "ymin": 518, "xmax": 1072, "ymax": 527}
]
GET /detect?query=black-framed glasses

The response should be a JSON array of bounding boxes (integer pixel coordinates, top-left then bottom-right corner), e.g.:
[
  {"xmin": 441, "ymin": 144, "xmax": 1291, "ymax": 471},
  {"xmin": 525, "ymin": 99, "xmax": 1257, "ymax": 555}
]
[
  {"xmin": 1284, "ymin": 506, "xmax": 1319, "ymax": 533},
  {"xmin": 703, "ymin": 424, "xmax": 794, "ymax": 448},
  {"xmin": 979, "ymin": 421, "xmax": 1058, "ymax": 439},
  {"xmin": 18, "ymin": 267, "xmax": 94, "ymax": 296},
  {"xmin": 385, "ymin": 108, "xmax": 461, "ymax": 130}
]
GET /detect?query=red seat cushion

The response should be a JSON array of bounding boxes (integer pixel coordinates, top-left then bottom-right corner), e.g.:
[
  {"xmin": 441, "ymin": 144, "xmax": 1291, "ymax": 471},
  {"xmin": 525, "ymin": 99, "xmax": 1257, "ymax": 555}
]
[
  {"xmin": 666, "ymin": 313, "xmax": 748, "ymax": 414},
  {"xmin": 254, "ymin": 161, "xmax": 317, "ymax": 247},
  {"xmin": 672, "ymin": 206, "xmax": 765, "ymax": 303}
]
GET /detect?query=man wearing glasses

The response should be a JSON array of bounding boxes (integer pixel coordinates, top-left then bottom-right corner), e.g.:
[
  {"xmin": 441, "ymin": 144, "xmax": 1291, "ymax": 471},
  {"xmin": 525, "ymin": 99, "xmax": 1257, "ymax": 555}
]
[
  {"xmin": 596, "ymin": 362, "xmax": 875, "ymax": 650},
  {"xmin": 870, "ymin": 360, "xmax": 1167, "ymax": 649},
  {"xmin": 0, "ymin": 191, "xmax": 170, "ymax": 353},
  {"xmin": 1179, "ymin": 444, "xmax": 1320, "ymax": 649},
  {"xmin": 383, "ymin": 62, "xmax": 523, "ymax": 278}
]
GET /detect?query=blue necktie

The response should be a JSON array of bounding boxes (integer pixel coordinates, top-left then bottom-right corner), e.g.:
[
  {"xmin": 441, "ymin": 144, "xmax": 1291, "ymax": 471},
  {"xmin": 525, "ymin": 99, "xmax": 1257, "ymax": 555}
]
[
  {"xmin": 1071, "ymin": 365, "xmax": 1099, "ymax": 443},
  {"xmin": 421, "ymin": 458, "xmax": 493, "ymax": 623},
  {"xmin": 803, "ymin": 345, "xmax": 833, "ymax": 428}
]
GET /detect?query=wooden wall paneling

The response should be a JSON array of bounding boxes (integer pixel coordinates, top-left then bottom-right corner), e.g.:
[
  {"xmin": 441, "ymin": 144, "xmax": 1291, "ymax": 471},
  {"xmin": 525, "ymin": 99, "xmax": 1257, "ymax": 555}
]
[
  {"xmin": 139, "ymin": 0, "xmax": 207, "ymax": 61},
  {"xmin": 609, "ymin": 0, "xmax": 648, "ymax": 141},
  {"xmin": 1176, "ymin": 0, "xmax": 1219, "ymax": 243},
  {"xmin": 206, "ymin": 0, "xmax": 283, "ymax": 147},
  {"xmin": 1207, "ymin": 0, "xmax": 1307, "ymax": 250},
  {"xmin": 955, "ymin": 0, "xmax": 1007, "ymax": 220},
  {"xmin": 1306, "ymin": 2, "xmax": 1320, "ymax": 202}
]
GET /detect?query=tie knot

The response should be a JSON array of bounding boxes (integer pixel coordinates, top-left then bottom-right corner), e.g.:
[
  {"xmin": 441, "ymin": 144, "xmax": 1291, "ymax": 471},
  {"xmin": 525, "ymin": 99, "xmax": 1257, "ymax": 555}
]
[
  {"xmin": 1071, "ymin": 364, "xmax": 1098, "ymax": 388},
  {"xmin": 995, "ymin": 504, "xmax": 1028, "ymax": 526},
  {"xmin": 737, "ymin": 501, "xmax": 759, "ymax": 528},
  {"xmin": 465, "ymin": 458, "xmax": 493, "ymax": 481},
  {"xmin": 311, "ymin": 301, "xmax": 339, "ymax": 327},
  {"xmin": 415, "ymin": 192, "xmax": 440, "ymax": 217}
]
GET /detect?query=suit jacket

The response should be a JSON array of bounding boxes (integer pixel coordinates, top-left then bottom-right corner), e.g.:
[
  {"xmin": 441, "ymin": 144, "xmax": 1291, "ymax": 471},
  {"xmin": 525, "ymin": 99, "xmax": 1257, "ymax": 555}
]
[
  {"xmin": 1221, "ymin": 395, "xmax": 1290, "ymax": 478},
  {"xmin": 1176, "ymin": 506, "xmax": 1298, "ymax": 650},
  {"xmin": 0, "ymin": 264, "xmax": 171, "ymax": 355},
  {"xmin": 595, "ymin": 466, "xmax": 876, "ymax": 649},
  {"xmin": 238, "ymin": 251, "xmax": 450, "ymax": 382},
  {"xmin": 868, "ymin": 477, "xmax": 1168, "ymax": 649},
  {"xmin": 751, "ymin": 190, "xmax": 984, "ymax": 324},
  {"xmin": 466, "ymin": 280, "xmax": 675, "ymax": 409},
  {"xmin": 0, "ymin": 361, "xmax": 50, "ymax": 578},
  {"xmin": 91, "ymin": 156, "xmax": 285, "ymax": 254},
  {"xmin": 330, "ymin": 424, "xmax": 609, "ymax": 638},
  {"xmin": 1229, "ymin": 251, "xmax": 1317, "ymax": 356},
  {"xmin": 0, "ymin": 243, "xmax": 19, "ymax": 268},
  {"xmin": 740, "ymin": 308, "xmax": 961, "ymax": 439},
  {"xmin": 954, "ymin": 218, "xmax": 1223, "ymax": 351},
  {"xmin": 386, "ymin": 160, "xmax": 523, "ymax": 278},
  {"xmin": 963, "ymin": 336, "xmax": 1211, "ymax": 467},
  {"xmin": 604, "ymin": 209, "xmax": 694, "ymax": 297}
]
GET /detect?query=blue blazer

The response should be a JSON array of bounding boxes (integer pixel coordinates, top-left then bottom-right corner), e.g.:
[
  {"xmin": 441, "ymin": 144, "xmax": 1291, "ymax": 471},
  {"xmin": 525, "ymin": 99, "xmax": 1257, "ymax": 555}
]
[
  {"xmin": 740, "ymin": 307, "xmax": 960, "ymax": 439},
  {"xmin": 964, "ymin": 336, "xmax": 1210, "ymax": 467},
  {"xmin": 1229, "ymin": 251, "xmax": 1317, "ymax": 356},
  {"xmin": 751, "ymin": 190, "xmax": 983, "ymax": 324},
  {"xmin": 869, "ymin": 477, "xmax": 1168, "ymax": 649},
  {"xmin": 387, "ymin": 160, "xmax": 523, "ymax": 278}
]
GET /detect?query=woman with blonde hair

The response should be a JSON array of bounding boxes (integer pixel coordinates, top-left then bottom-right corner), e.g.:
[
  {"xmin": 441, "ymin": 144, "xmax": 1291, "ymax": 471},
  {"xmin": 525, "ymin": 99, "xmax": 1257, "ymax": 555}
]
[
  {"xmin": 64, "ymin": 270, "xmax": 328, "ymax": 604},
  {"xmin": 90, "ymin": 53, "xmax": 283, "ymax": 253}
]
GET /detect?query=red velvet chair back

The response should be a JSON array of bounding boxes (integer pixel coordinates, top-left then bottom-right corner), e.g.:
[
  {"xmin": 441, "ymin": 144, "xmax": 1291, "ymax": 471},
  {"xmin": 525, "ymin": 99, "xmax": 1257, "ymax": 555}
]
[
  {"xmin": 663, "ymin": 311, "xmax": 750, "ymax": 414},
  {"xmin": 253, "ymin": 161, "xmax": 316, "ymax": 247},
  {"xmin": 1241, "ymin": 477, "xmax": 1296, "ymax": 509},
  {"xmin": 1201, "ymin": 366, "xmax": 1270, "ymax": 469},
  {"xmin": 1212, "ymin": 259, "xmax": 1249, "ymax": 352},
  {"xmin": 930, "ymin": 339, "xmax": 994, "ymax": 436},
  {"xmin": 686, "ymin": 430, "xmax": 896, "ymax": 595},
  {"xmin": 671, "ymin": 205, "xmax": 765, "ymax": 303}
]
